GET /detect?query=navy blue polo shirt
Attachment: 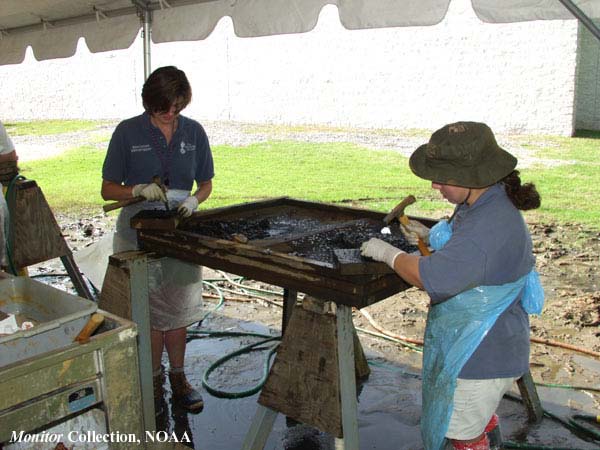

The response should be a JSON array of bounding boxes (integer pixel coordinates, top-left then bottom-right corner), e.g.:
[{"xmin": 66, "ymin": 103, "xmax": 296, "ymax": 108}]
[
  {"xmin": 102, "ymin": 112, "xmax": 214, "ymax": 190},
  {"xmin": 419, "ymin": 184, "xmax": 534, "ymax": 379}
]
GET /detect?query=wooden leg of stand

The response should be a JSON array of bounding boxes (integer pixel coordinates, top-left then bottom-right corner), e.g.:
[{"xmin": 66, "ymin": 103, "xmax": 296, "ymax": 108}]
[
  {"xmin": 336, "ymin": 304, "xmax": 359, "ymax": 450},
  {"xmin": 516, "ymin": 370, "xmax": 544, "ymax": 423},
  {"xmin": 281, "ymin": 288, "xmax": 297, "ymax": 335},
  {"xmin": 60, "ymin": 254, "xmax": 94, "ymax": 300},
  {"xmin": 241, "ymin": 405, "xmax": 278, "ymax": 450},
  {"xmin": 99, "ymin": 251, "xmax": 155, "ymax": 432}
]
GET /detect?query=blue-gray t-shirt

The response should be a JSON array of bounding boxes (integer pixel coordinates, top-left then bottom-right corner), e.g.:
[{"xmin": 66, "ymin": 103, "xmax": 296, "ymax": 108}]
[
  {"xmin": 102, "ymin": 112, "xmax": 214, "ymax": 189},
  {"xmin": 419, "ymin": 184, "xmax": 533, "ymax": 379}
]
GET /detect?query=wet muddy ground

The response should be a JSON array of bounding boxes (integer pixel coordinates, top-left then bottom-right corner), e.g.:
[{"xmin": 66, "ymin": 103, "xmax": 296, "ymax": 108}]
[{"xmin": 32, "ymin": 217, "xmax": 600, "ymax": 449}]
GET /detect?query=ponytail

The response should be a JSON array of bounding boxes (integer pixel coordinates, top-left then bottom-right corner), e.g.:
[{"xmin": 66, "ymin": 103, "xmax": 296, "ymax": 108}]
[{"xmin": 502, "ymin": 170, "xmax": 540, "ymax": 211}]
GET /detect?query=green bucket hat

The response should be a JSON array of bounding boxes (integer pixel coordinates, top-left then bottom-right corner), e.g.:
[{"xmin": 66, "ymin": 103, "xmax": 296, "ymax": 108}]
[{"xmin": 409, "ymin": 121, "xmax": 517, "ymax": 188}]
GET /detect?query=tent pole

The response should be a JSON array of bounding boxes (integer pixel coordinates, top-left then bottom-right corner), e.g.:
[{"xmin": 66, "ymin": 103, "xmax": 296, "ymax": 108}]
[
  {"xmin": 142, "ymin": 8, "xmax": 152, "ymax": 80},
  {"xmin": 559, "ymin": 0, "xmax": 600, "ymax": 43}
]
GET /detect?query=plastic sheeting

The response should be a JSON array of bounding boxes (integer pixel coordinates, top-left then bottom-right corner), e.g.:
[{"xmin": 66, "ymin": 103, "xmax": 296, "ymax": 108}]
[
  {"xmin": 421, "ymin": 278, "xmax": 527, "ymax": 450},
  {"xmin": 422, "ymin": 216, "xmax": 544, "ymax": 449},
  {"xmin": 2, "ymin": 0, "xmax": 600, "ymax": 65},
  {"xmin": 74, "ymin": 189, "xmax": 204, "ymax": 330}
]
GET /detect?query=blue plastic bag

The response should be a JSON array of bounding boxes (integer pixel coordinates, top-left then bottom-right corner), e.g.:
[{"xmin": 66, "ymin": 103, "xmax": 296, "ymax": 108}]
[
  {"xmin": 521, "ymin": 270, "xmax": 544, "ymax": 314},
  {"xmin": 429, "ymin": 219, "xmax": 452, "ymax": 251}
]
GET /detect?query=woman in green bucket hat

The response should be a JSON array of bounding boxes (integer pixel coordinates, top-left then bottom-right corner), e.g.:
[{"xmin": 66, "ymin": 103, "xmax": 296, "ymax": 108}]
[{"xmin": 361, "ymin": 121, "xmax": 543, "ymax": 450}]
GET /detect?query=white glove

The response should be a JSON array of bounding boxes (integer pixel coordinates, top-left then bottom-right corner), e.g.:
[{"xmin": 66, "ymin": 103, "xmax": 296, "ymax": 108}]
[
  {"xmin": 132, "ymin": 183, "xmax": 167, "ymax": 202},
  {"xmin": 400, "ymin": 219, "xmax": 430, "ymax": 245},
  {"xmin": 177, "ymin": 196, "xmax": 199, "ymax": 218},
  {"xmin": 360, "ymin": 238, "xmax": 405, "ymax": 268}
]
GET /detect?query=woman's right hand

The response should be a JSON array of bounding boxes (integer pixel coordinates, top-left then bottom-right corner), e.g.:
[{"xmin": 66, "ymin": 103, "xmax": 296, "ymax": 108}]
[{"xmin": 132, "ymin": 183, "xmax": 167, "ymax": 202}]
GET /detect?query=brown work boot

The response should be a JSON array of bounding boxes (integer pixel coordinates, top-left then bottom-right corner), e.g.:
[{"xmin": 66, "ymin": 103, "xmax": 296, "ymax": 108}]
[{"xmin": 169, "ymin": 370, "xmax": 204, "ymax": 412}]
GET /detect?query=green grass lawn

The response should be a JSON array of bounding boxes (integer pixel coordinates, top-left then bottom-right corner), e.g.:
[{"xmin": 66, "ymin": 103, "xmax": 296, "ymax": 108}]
[
  {"xmin": 13, "ymin": 121, "xmax": 600, "ymax": 230},
  {"xmin": 4, "ymin": 120, "xmax": 108, "ymax": 136}
]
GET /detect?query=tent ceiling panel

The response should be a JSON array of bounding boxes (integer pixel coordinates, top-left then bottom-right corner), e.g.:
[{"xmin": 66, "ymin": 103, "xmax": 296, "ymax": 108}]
[
  {"xmin": 474, "ymin": 0, "xmax": 600, "ymax": 23},
  {"xmin": 0, "ymin": 0, "xmax": 598, "ymax": 65}
]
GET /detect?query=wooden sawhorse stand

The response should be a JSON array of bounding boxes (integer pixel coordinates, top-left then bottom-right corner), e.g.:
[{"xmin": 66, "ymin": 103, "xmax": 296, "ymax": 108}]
[
  {"xmin": 242, "ymin": 295, "xmax": 544, "ymax": 450},
  {"xmin": 99, "ymin": 250, "xmax": 156, "ymax": 432},
  {"xmin": 6, "ymin": 179, "xmax": 93, "ymax": 300},
  {"xmin": 242, "ymin": 297, "xmax": 369, "ymax": 450}
]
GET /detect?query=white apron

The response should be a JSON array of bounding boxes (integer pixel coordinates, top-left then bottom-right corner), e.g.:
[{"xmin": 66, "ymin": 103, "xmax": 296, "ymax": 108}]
[{"xmin": 113, "ymin": 190, "xmax": 204, "ymax": 331}]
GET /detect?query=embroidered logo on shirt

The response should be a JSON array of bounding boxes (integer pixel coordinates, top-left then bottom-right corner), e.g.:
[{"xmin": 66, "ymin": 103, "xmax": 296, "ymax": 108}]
[
  {"xmin": 180, "ymin": 142, "xmax": 196, "ymax": 154},
  {"xmin": 131, "ymin": 144, "xmax": 152, "ymax": 153}
]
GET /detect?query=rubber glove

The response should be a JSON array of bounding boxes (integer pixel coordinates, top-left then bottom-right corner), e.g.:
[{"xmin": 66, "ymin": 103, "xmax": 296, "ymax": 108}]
[
  {"xmin": 360, "ymin": 238, "xmax": 405, "ymax": 268},
  {"xmin": 132, "ymin": 183, "xmax": 167, "ymax": 202},
  {"xmin": 400, "ymin": 218, "xmax": 430, "ymax": 245},
  {"xmin": 177, "ymin": 196, "xmax": 199, "ymax": 218}
]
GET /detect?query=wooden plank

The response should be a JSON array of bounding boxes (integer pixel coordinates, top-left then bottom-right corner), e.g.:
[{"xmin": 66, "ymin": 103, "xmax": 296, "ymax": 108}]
[
  {"xmin": 7, "ymin": 180, "xmax": 70, "ymax": 268},
  {"xmin": 189, "ymin": 197, "xmax": 386, "ymax": 223},
  {"xmin": 99, "ymin": 255, "xmax": 134, "ymax": 320},
  {"xmin": 139, "ymin": 231, "xmax": 354, "ymax": 292},
  {"xmin": 130, "ymin": 210, "xmax": 180, "ymax": 230},
  {"xmin": 138, "ymin": 229, "xmax": 410, "ymax": 307},
  {"xmin": 191, "ymin": 197, "xmax": 291, "ymax": 220},
  {"xmin": 137, "ymin": 198, "xmax": 419, "ymax": 306},
  {"xmin": 258, "ymin": 305, "xmax": 343, "ymax": 437}
]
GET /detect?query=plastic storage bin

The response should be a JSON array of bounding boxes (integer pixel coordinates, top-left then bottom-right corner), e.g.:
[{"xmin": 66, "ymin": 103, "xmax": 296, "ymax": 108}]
[{"xmin": 0, "ymin": 277, "xmax": 97, "ymax": 367}]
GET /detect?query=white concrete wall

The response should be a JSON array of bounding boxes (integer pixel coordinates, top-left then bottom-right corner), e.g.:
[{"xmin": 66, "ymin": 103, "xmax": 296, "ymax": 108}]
[
  {"xmin": 0, "ymin": 0, "xmax": 579, "ymax": 135},
  {"xmin": 574, "ymin": 22, "xmax": 600, "ymax": 131}
]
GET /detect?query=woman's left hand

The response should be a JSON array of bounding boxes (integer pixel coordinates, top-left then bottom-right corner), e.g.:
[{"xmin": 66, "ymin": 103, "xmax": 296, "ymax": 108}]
[
  {"xmin": 177, "ymin": 196, "xmax": 199, "ymax": 217},
  {"xmin": 360, "ymin": 238, "xmax": 404, "ymax": 268}
]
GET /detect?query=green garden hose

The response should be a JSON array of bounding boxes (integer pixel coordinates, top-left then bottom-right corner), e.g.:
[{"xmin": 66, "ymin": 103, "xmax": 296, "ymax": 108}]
[
  {"xmin": 186, "ymin": 279, "xmax": 282, "ymax": 399},
  {"xmin": 187, "ymin": 329, "xmax": 280, "ymax": 399}
]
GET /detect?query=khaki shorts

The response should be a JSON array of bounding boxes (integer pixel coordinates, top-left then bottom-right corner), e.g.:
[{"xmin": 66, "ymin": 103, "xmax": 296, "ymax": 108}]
[{"xmin": 446, "ymin": 377, "xmax": 517, "ymax": 440}]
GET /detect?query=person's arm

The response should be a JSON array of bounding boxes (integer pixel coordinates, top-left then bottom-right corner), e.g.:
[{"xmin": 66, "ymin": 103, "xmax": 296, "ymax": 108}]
[
  {"xmin": 392, "ymin": 252, "xmax": 424, "ymax": 289},
  {"xmin": 192, "ymin": 179, "xmax": 212, "ymax": 204},
  {"xmin": 101, "ymin": 179, "xmax": 135, "ymax": 201},
  {"xmin": 360, "ymin": 238, "xmax": 424, "ymax": 289},
  {"xmin": 0, "ymin": 150, "xmax": 18, "ymax": 163}
]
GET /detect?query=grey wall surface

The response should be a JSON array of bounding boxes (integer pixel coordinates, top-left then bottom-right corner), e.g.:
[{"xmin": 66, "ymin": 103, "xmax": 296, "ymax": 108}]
[
  {"xmin": 575, "ymin": 22, "xmax": 600, "ymax": 131},
  {"xmin": 0, "ymin": 0, "xmax": 585, "ymax": 136}
]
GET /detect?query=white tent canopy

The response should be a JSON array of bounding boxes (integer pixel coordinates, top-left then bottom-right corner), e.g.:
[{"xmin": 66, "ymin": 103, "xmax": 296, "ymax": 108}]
[{"xmin": 2, "ymin": 0, "xmax": 600, "ymax": 66}]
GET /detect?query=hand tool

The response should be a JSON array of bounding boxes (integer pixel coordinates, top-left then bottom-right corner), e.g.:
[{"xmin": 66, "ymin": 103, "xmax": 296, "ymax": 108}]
[
  {"xmin": 157, "ymin": 176, "xmax": 170, "ymax": 212},
  {"xmin": 74, "ymin": 313, "xmax": 104, "ymax": 344},
  {"xmin": 102, "ymin": 176, "xmax": 167, "ymax": 213},
  {"xmin": 102, "ymin": 196, "xmax": 145, "ymax": 213},
  {"xmin": 383, "ymin": 194, "xmax": 431, "ymax": 255},
  {"xmin": 383, "ymin": 195, "xmax": 416, "ymax": 225}
]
